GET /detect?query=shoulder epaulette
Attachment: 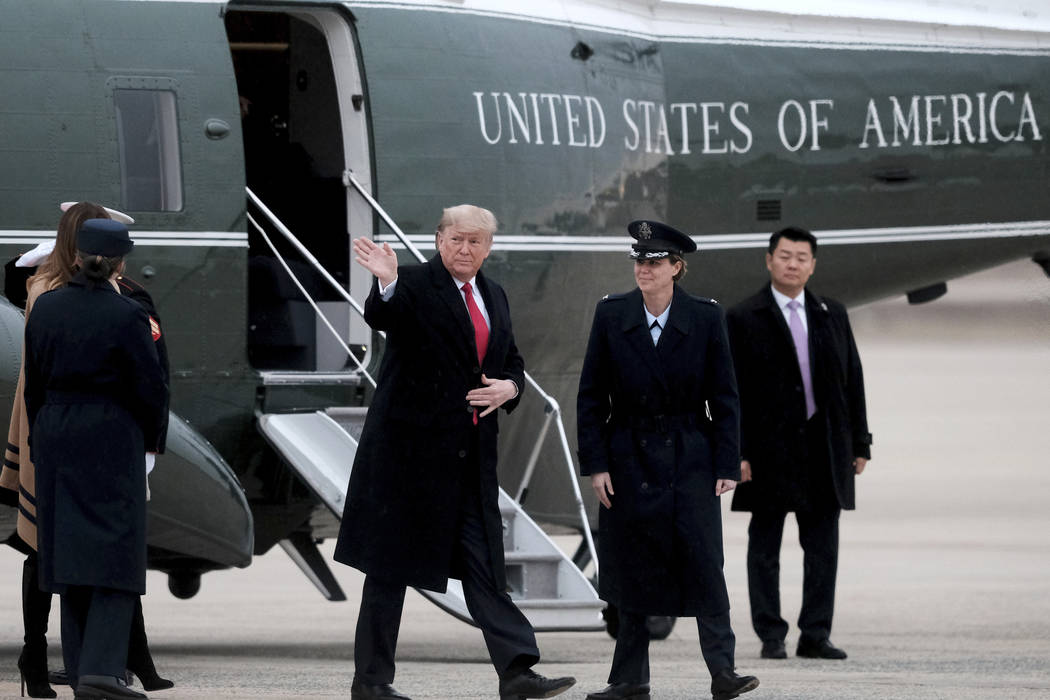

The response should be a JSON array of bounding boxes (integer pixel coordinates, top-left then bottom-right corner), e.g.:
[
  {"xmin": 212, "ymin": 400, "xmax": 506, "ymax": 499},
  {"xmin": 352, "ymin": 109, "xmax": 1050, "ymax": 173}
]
[{"xmin": 600, "ymin": 292, "xmax": 628, "ymax": 303}]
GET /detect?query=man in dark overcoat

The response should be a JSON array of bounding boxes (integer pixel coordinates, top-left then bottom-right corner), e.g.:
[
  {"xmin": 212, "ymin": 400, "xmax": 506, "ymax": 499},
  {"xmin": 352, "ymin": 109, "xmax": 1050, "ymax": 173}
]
[
  {"xmin": 24, "ymin": 218, "xmax": 167, "ymax": 699},
  {"xmin": 333, "ymin": 205, "xmax": 574, "ymax": 700},
  {"xmin": 577, "ymin": 220, "xmax": 758, "ymax": 700},
  {"xmin": 727, "ymin": 226, "xmax": 872, "ymax": 661}
]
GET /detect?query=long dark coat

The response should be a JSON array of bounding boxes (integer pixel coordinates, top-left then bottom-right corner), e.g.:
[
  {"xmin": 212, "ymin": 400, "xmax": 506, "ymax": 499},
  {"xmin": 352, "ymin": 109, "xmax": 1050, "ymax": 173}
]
[
  {"xmin": 577, "ymin": 285, "xmax": 741, "ymax": 617},
  {"xmin": 727, "ymin": 286, "xmax": 871, "ymax": 513},
  {"xmin": 334, "ymin": 255, "xmax": 524, "ymax": 593},
  {"xmin": 2, "ymin": 274, "xmax": 170, "ymax": 551},
  {"xmin": 23, "ymin": 274, "xmax": 168, "ymax": 594}
]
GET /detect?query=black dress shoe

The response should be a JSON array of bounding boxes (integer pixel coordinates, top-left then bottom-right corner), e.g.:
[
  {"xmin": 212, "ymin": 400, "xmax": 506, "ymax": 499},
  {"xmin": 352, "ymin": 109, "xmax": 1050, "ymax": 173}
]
[
  {"xmin": 760, "ymin": 640, "xmax": 787, "ymax": 659},
  {"xmin": 796, "ymin": 638, "xmax": 848, "ymax": 659},
  {"xmin": 585, "ymin": 681, "xmax": 651, "ymax": 699},
  {"xmin": 710, "ymin": 668, "xmax": 759, "ymax": 700},
  {"xmin": 499, "ymin": 668, "xmax": 576, "ymax": 699},
  {"xmin": 350, "ymin": 679, "xmax": 412, "ymax": 699},
  {"xmin": 74, "ymin": 675, "xmax": 147, "ymax": 699},
  {"xmin": 48, "ymin": 668, "xmax": 70, "ymax": 686}
]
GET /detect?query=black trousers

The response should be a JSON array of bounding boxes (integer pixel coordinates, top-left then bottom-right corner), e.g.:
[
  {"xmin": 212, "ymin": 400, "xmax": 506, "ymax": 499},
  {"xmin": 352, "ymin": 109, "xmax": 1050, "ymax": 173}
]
[
  {"xmin": 747, "ymin": 410, "xmax": 842, "ymax": 644},
  {"xmin": 60, "ymin": 585, "xmax": 136, "ymax": 689},
  {"xmin": 353, "ymin": 487, "xmax": 539, "ymax": 684},
  {"xmin": 609, "ymin": 610, "xmax": 735, "ymax": 683},
  {"xmin": 746, "ymin": 506, "xmax": 839, "ymax": 643}
]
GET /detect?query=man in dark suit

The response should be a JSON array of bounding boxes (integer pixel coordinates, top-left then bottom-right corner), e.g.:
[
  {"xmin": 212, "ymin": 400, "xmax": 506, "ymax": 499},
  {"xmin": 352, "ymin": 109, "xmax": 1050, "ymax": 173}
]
[
  {"xmin": 333, "ymin": 205, "xmax": 574, "ymax": 700},
  {"xmin": 727, "ymin": 226, "xmax": 872, "ymax": 661}
]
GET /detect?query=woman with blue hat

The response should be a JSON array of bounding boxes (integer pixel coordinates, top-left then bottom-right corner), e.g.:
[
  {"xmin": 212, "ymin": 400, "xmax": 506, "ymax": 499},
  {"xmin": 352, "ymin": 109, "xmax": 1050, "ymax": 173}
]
[
  {"xmin": 23, "ymin": 218, "xmax": 168, "ymax": 700},
  {"xmin": 577, "ymin": 221, "xmax": 758, "ymax": 700}
]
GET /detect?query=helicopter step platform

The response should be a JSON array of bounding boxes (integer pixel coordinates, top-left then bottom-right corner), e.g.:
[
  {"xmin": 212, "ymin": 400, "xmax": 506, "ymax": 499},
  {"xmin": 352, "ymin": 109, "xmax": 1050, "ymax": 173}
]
[{"xmin": 257, "ymin": 407, "xmax": 605, "ymax": 631}]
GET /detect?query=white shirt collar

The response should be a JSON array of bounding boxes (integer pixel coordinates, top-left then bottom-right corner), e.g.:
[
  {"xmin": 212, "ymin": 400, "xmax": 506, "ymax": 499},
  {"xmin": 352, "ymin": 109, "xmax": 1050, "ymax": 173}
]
[
  {"xmin": 770, "ymin": 284, "xmax": 805, "ymax": 312},
  {"xmin": 455, "ymin": 275, "xmax": 477, "ymax": 290},
  {"xmin": 644, "ymin": 300, "xmax": 671, "ymax": 330}
]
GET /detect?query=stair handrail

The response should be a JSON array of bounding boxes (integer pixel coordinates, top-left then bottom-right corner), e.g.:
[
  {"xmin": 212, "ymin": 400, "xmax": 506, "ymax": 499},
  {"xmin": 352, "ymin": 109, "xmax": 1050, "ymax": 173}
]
[
  {"xmin": 341, "ymin": 172, "xmax": 597, "ymax": 574},
  {"xmin": 245, "ymin": 191, "xmax": 378, "ymax": 389}
]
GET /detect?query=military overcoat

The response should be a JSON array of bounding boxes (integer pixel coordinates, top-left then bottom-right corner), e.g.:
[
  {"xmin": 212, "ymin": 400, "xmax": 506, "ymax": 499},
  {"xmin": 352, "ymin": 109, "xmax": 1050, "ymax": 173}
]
[
  {"xmin": 1, "ymin": 274, "xmax": 169, "ymax": 551},
  {"xmin": 577, "ymin": 285, "xmax": 741, "ymax": 617},
  {"xmin": 23, "ymin": 273, "xmax": 168, "ymax": 594},
  {"xmin": 727, "ymin": 286, "xmax": 871, "ymax": 513},
  {"xmin": 334, "ymin": 255, "xmax": 524, "ymax": 593}
]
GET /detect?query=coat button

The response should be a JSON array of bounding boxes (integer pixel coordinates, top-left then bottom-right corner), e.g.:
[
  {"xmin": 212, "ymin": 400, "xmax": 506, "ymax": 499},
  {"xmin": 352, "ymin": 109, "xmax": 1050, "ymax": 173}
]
[
  {"xmin": 665, "ymin": 438, "xmax": 672, "ymax": 446},
  {"xmin": 796, "ymin": 385, "xmax": 802, "ymax": 392},
  {"xmin": 640, "ymin": 439, "xmax": 647, "ymax": 447},
  {"xmin": 473, "ymin": 366, "xmax": 481, "ymax": 373},
  {"xmin": 641, "ymin": 482, "xmax": 648, "ymax": 490},
  {"xmin": 458, "ymin": 449, "xmax": 467, "ymax": 458},
  {"xmin": 467, "ymin": 405, "xmax": 474, "ymax": 413}
]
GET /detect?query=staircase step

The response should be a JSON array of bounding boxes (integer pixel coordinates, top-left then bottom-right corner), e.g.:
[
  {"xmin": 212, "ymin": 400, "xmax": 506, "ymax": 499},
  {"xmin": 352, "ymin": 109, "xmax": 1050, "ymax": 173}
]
[
  {"xmin": 504, "ymin": 551, "xmax": 562, "ymax": 563},
  {"xmin": 515, "ymin": 597, "xmax": 607, "ymax": 609}
]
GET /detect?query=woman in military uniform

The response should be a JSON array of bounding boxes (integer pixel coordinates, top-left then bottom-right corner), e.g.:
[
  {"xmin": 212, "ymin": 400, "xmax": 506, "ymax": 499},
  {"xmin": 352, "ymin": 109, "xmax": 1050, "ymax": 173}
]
[
  {"xmin": 0, "ymin": 203, "xmax": 173, "ymax": 697},
  {"xmin": 23, "ymin": 218, "xmax": 168, "ymax": 700},
  {"xmin": 576, "ymin": 221, "xmax": 758, "ymax": 700}
]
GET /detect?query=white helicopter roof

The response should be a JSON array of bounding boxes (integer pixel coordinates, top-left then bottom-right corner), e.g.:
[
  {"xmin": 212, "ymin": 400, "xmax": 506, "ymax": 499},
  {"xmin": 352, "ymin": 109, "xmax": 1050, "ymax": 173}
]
[{"xmin": 337, "ymin": 0, "xmax": 1050, "ymax": 49}]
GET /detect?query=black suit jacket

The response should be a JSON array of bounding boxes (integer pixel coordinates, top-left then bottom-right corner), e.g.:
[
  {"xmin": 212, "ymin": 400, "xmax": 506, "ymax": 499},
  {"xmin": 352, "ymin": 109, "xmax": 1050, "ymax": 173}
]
[
  {"xmin": 334, "ymin": 255, "xmax": 524, "ymax": 592},
  {"xmin": 728, "ymin": 286, "xmax": 871, "ymax": 512}
]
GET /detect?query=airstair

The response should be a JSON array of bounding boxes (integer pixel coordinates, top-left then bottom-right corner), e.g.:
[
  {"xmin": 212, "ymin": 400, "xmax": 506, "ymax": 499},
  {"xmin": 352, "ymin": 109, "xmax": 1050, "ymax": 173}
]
[
  {"xmin": 258, "ymin": 407, "xmax": 604, "ymax": 630},
  {"xmin": 248, "ymin": 187, "xmax": 604, "ymax": 631}
]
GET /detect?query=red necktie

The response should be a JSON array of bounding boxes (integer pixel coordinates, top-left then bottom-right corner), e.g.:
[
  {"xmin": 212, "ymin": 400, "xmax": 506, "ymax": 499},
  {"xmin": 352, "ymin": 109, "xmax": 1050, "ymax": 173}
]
[
  {"xmin": 462, "ymin": 282, "xmax": 489, "ymax": 364},
  {"xmin": 462, "ymin": 282, "xmax": 489, "ymax": 425}
]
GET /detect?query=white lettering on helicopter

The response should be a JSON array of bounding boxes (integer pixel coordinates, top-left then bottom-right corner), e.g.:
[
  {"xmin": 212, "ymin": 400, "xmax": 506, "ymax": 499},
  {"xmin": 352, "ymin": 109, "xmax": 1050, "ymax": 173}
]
[{"xmin": 472, "ymin": 89, "xmax": 1042, "ymax": 155}]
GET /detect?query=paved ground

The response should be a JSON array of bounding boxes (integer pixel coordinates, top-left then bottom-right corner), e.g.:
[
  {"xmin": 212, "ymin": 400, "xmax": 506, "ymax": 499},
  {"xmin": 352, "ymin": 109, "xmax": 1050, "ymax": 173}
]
[{"xmin": 0, "ymin": 259, "xmax": 1048, "ymax": 699}]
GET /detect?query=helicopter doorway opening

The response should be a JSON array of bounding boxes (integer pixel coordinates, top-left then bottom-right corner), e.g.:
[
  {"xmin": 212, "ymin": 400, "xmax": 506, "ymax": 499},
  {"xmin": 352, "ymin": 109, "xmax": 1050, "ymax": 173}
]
[{"xmin": 226, "ymin": 7, "xmax": 371, "ymax": 372}]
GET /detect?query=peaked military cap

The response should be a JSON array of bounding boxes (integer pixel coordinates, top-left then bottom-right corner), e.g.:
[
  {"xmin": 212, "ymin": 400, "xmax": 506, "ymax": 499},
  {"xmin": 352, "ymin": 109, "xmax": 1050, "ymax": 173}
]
[
  {"xmin": 628, "ymin": 220, "xmax": 697, "ymax": 259},
  {"xmin": 77, "ymin": 218, "xmax": 134, "ymax": 257},
  {"xmin": 60, "ymin": 201, "xmax": 135, "ymax": 225}
]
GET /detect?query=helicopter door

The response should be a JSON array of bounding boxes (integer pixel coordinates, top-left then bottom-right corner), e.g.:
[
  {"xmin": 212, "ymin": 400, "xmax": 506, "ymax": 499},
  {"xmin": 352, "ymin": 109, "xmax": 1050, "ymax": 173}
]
[{"xmin": 226, "ymin": 6, "xmax": 371, "ymax": 372}]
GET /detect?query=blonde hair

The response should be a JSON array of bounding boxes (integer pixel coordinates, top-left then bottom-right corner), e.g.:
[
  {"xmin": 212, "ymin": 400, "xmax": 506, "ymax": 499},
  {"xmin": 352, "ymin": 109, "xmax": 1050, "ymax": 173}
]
[
  {"xmin": 436, "ymin": 204, "xmax": 498, "ymax": 237},
  {"xmin": 32, "ymin": 202, "xmax": 110, "ymax": 292}
]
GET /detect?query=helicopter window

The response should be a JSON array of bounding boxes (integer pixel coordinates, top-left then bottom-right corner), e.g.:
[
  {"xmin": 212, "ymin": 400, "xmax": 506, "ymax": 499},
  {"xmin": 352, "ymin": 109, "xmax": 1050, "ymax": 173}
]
[{"xmin": 114, "ymin": 88, "xmax": 183, "ymax": 212}]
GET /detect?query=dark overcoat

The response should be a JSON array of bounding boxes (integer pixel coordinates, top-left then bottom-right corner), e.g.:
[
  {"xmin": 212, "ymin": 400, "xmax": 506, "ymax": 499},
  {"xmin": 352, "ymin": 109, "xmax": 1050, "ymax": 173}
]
[
  {"xmin": 23, "ymin": 273, "xmax": 168, "ymax": 594},
  {"xmin": 334, "ymin": 255, "xmax": 524, "ymax": 593},
  {"xmin": 577, "ymin": 285, "xmax": 740, "ymax": 617},
  {"xmin": 727, "ymin": 286, "xmax": 871, "ymax": 513}
]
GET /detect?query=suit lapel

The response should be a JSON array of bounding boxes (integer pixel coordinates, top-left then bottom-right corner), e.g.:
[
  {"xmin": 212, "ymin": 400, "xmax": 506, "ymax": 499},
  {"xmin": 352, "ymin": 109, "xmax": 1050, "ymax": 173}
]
[
  {"xmin": 656, "ymin": 285, "xmax": 691, "ymax": 362},
  {"xmin": 760, "ymin": 286, "xmax": 797, "ymax": 361},
  {"xmin": 475, "ymin": 270, "xmax": 507, "ymax": 370},
  {"xmin": 621, "ymin": 288, "xmax": 669, "ymax": 394},
  {"xmin": 429, "ymin": 256, "xmax": 476, "ymax": 363},
  {"xmin": 804, "ymin": 290, "xmax": 831, "ymax": 400}
]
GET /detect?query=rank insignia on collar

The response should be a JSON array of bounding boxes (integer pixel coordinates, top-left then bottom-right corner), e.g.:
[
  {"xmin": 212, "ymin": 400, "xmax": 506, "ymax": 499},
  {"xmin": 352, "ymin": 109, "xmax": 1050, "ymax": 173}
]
[{"xmin": 638, "ymin": 221, "xmax": 653, "ymax": 239}]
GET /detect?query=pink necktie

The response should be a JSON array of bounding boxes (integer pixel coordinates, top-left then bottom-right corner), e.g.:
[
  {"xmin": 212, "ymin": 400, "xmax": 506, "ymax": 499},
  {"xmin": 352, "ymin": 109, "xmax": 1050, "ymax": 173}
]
[
  {"xmin": 787, "ymin": 300, "xmax": 816, "ymax": 418},
  {"xmin": 462, "ymin": 282, "xmax": 489, "ymax": 424}
]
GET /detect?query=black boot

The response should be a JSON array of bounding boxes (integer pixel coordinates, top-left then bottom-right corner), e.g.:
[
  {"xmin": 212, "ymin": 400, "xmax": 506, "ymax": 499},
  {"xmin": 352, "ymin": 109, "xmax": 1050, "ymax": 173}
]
[
  {"xmin": 19, "ymin": 555, "xmax": 57, "ymax": 698},
  {"xmin": 125, "ymin": 598, "xmax": 174, "ymax": 691}
]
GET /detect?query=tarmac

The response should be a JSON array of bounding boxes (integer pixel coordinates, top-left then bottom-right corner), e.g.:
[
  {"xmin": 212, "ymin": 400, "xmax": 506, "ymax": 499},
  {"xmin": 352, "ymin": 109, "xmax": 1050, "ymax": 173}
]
[{"xmin": 1, "ymin": 259, "xmax": 1048, "ymax": 699}]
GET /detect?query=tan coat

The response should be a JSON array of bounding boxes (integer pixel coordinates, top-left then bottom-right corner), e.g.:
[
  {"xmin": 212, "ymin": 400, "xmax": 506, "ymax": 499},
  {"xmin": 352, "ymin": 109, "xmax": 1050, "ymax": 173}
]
[{"xmin": 0, "ymin": 277, "xmax": 53, "ymax": 550}]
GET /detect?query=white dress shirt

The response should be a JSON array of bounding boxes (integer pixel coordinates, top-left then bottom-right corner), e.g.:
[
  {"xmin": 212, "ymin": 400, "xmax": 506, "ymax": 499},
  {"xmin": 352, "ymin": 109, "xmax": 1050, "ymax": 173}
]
[
  {"xmin": 644, "ymin": 301, "xmax": 671, "ymax": 346},
  {"xmin": 770, "ymin": 285, "xmax": 807, "ymax": 334}
]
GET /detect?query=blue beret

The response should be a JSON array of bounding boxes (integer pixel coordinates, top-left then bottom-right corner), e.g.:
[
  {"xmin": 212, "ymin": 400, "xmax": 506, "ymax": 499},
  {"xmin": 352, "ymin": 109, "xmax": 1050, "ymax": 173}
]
[
  {"xmin": 77, "ymin": 218, "xmax": 134, "ymax": 257},
  {"xmin": 628, "ymin": 220, "xmax": 697, "ymax": 259}
]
